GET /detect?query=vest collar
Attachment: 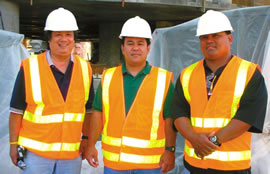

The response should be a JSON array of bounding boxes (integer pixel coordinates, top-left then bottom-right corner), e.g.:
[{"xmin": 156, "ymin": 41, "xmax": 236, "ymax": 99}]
[{"xmin": 122, "ymin": 61, "xmax": 151, "ymax": 76}]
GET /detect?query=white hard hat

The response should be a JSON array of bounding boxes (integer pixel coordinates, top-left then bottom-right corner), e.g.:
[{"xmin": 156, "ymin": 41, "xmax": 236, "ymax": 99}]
[
  {"xmin": 44, "ymin": 7, "xmax": 78, "ymax": 31},
  {"xmin": 196, "ymin": 10, "xmax": 233, "ymax": 36},
  {"xmin": 119, "ymin": 16, "xmax": 152, "ymax": 40}
]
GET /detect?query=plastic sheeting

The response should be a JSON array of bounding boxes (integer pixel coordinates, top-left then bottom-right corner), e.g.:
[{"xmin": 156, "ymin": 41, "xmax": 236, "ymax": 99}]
[
  {"xmin": 0, "ymin": 30, "xmax": 30, "ymax": 174},
  {"xmin": 251, "ymin": 29, "xmax": 270, "ymax": 174},
  {"xmin": 148, "ymin": 6, "xmax": 270, "ymax": 174}
]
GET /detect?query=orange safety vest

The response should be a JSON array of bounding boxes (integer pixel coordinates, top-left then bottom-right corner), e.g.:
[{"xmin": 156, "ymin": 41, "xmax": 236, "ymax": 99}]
[
  {"xmin": 101, "ymin": 65, "xmax": 172, "ymax": 170},
  {"xmin": 18, "ymin": 52, "xmax": 92, "ymax": 159},
  {"xmin": 180, "ymin": 56, "xmax": 258, "ymax": 171}
]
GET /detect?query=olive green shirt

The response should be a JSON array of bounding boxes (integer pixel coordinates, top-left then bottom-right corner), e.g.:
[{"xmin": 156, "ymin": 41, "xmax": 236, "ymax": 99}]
[{"xmin": 93, "ymin": 61, "xmax": 174, "ymax": 119}]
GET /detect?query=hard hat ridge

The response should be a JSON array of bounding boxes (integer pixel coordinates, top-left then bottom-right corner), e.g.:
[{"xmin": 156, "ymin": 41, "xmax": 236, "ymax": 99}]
[
  {"xmin": 196, "ymin": 10, "xmax": 234, "ymax": 36},
  {"xmin": 119, "ymin": 16, "xmax": 152, "ymax": 40},
  {"xmin": 44, "ymin": 7, "xmax": 78, "ymax": 31}
]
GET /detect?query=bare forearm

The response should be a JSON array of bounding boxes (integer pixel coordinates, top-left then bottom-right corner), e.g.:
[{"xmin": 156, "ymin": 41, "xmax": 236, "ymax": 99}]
[
  {"xmin": 165, "ymin": 118, "xmax": 176, "ymax": 146},
  {"xmin": 216, "ymin": 119, "xmax": 251, "ymax": 144},
  {"xmin": 174, "ymin": 117, "xmax": 196, "ymax": 142},
  {"xmin": 82, "ymin": 112, "xmax": 91, "ymax": 136},
  {"xmin": 9, "ymin": 112, "xmax": 23, "ymax": 142},
  {"xmin": 88, "ymin": 110, "xmax": 103, "ymax": 146}
]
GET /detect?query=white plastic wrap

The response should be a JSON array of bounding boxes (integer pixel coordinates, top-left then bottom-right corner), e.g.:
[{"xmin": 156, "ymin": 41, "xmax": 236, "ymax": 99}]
[
  {"xmin": 251, "ymin": 29, "xmax": 270, "ymax": 174},
  {"xmin": 0, "ymin": 30, "xmax": 29, "ymax": 174}
]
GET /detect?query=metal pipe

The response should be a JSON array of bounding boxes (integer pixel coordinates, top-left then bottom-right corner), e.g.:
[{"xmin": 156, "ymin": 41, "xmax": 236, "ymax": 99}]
[
  {"xmin": 0, "ymin": 11, "xmax": 4, "ymax": 30},
  {"xmin": 201, "ymin": 0, "xmax": 206, "ymax": 12}
]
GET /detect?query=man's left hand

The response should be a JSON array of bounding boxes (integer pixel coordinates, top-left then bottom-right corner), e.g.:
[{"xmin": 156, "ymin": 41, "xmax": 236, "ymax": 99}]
[
  {"xmin": 159, "ymin": 150, "xmax": 175, "ymax": 173},
  {"xmin": 79, "ymin": 139, "xmax": 88, "ymax": 160}
]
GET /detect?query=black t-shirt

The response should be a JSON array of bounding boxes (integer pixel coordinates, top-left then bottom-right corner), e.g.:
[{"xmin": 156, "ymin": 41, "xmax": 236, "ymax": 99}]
[{"xmin": 171, "ymin": 59, "xmax": 268, "ymax": 173}]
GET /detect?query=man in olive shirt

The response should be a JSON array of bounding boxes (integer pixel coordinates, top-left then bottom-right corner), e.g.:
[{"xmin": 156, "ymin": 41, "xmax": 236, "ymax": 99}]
[{"xmin": 85, "ymin": 16, "xmax": 176, "ymax": 173}]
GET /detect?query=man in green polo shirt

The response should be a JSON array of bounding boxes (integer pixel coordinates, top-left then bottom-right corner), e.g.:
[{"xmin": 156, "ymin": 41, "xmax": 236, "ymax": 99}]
[{"xmin": 85, "ymin": 16, "xmax": 176, "ymax": 174}]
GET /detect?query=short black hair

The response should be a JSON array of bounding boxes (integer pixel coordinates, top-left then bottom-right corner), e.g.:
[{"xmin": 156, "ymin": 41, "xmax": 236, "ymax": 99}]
[
  {"xmin": 44, "ymin": 31, "xmax": 78, "ymax": 42},
  {"xmin": 121, "ymin": 37, "xmax": 151, "ymax": 46},
  {"xmin": 225, "ymin": 31, "xmax": 232, "ymax": 35}
]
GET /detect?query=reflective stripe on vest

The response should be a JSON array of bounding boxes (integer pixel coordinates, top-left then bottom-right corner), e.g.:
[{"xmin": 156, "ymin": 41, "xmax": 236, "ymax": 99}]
[
  {"xmin": 183, "ymin": 59, "xmax": 252, "ymax": 128},
  {"xmin": 102, "ymin": 67, "xmax": 117, "ymax": 136},
  {"xmin": 181, "ymin": 62, "xmax": 199, "ymax": 103},
  {"xmin": 23, "ymin": 111, "xmax": 84, "ymax": 123},
  {"xmin": 18, "ymin": 136, "xmax": 80, "ymax": 151},
  {"xmin": 29, "ymin": 55, "xmax": 44, "ymax": 115},
  {"xmin": 102, "ymin": 149, "xmax": 161, "ymax": 164},
  {"xmin": 78, "ymin": 57, "xmax": 90, "ymax": 103},
  {"xmin": 191, "ymin": 117, "xmax": 230, "ymax": 128},
  {"xmin": 231, "ymin": 59, "xmax": 250, "ymax": 117},
  {"xmin": 151, "ymin": 68, "xmax": 167, "ymax": 139},
  {"xmin": 185, "ymin": 144, "xmax": 251, "ymax": 161},
  {"xmin": 102, "ymin": 134, "xmax": 165, "ymax": 148},
  {"xmin": 27, "ymin": 55, "xmax": 89, "ymax": 122}
]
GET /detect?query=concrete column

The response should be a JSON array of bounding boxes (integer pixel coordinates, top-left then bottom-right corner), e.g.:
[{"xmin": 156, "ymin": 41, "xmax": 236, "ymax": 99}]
[
  {"xmin": 0, "ymin": 0, "xmax": 19, "ymax": 33},
  {"xmin": 99, "ymin": 22, "xmax": 122, "ymax": 67}
]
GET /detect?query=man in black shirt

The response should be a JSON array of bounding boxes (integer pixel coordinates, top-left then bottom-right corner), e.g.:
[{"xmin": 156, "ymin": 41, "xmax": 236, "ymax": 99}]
[
  {"xmin": 172, "ymin": 10, "xmax": 267, "ymax": 174},
  {"xmin": 9, "ymin": 8, "xmax": 94, "ymax": 174}
]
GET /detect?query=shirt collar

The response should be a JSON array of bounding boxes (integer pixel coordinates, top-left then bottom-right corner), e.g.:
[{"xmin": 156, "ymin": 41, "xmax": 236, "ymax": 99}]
[
  {"xmin": 122, "ymin": 61, "xmax": 151, "ymax": 75},
  {"xmin": 45, "ymin": 50, "xmax": 74, "ymax": 66},
  {"xmin": 203, "ymin": 55, "xmax": 234, "ymax": 76}
]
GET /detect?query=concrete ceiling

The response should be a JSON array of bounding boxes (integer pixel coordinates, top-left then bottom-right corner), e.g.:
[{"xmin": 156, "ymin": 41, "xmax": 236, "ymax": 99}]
[{"xmin": 13, "ymin": 0, "xmax": 227, "ymax": 41}]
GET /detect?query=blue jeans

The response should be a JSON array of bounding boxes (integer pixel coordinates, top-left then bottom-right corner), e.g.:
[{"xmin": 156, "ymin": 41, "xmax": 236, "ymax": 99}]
[
  {"xmin": 104, "ymin": 167, "xmax": 163, "ymax": 174},
  {"xmin": 184, "ymin": 168, "xmax": 190, "ymax": 174},
  {"xmin": 23, "ymin": 151, "xmax": 82, "ymax": 174}
]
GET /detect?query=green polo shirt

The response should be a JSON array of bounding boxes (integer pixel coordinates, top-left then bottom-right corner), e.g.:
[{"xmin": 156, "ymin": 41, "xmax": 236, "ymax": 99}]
[{"xmin": 92, "ymin": 61, "xmax": 174, "ymax": 119}]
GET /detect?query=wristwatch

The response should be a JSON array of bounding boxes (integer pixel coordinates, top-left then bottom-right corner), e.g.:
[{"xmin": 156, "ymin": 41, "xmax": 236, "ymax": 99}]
[
  {"xmin": 209, "ymin": 135, "xmax": 221, "ymax": 146},
  {"xmin": 81, "ymin": 135, "xmax": 88, "ymax": 140},
  {"xmin": 165, "ymin": 146, "xmax": 176, "ymax": 152}
]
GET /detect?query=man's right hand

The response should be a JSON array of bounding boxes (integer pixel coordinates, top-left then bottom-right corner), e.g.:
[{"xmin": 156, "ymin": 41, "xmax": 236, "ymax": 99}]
[
  {"xmin": 190, "ymin": 132, "xmax": 218, "ymax": 159},
  {"xmin": 85, "ymin": 145, "xmax": 99, "ymax": 167},
  {"xmin": 10, "ymin": 144, "xmax": 18, "ymax": 166}
]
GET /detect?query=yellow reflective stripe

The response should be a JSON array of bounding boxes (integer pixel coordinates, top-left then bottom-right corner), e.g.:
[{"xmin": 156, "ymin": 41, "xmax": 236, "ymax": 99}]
[
  {"xmin": 181, "ymin": 62, "xmax": 199, "ymax": 103},
  {"xmin": 29, "ymin": 55, "xmax": 44, "ymax": 115},
  {"xmin": 64, "ymin": 113, "xmax": 84, "ymax": 122},
  {"xmin": 18, "ymin": 136, "xmax": 80, "ymax": 151},
  {"xmin": 120, "ymin": 152, "xmax": 161, "ymax": 164},
  {"xmin": 102, "ymin": 134, "xmax": 122, "ymax": 146},
  {"xmin": 190, "ymin": 117, "xmax": 230, "ymax": 128},
  {"xmin": 102, "ymin": 68, "xmax": 117, "ymax": 136},
  {"xmin": 102, "ymin": 134, "xmax": 165, "ymax": 148},
  {"xmin": 151, "ymin": 68, "xmax": 167, "ymax": 140},
  {"xmin": 102, "ymin": 150, "xmax": 161, "ymax": 164},
  {"xmin": 78, "ymin": 58, "xmax": 90, "ymax": 103},
  {"xmin": 122, "ymin": 136, "xmax": 165, "ymax": 148},
  {"xmin": 23, "ymin": 111, "xmax": 84, "ymax": 123},
  {"xmin": 185, "ymin": 144, "xmax": 251, "ymax": 161},
  {"xmin": 231, "ymin": 60, "xmax": 250, "ymax": 117},
  {"xmin": 23, "ymin": 111, "xmax": 63, "ymax": 123},
  {"xmin": 102, "ymin": 149, "xmax": 119, "ymax": 162}
]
